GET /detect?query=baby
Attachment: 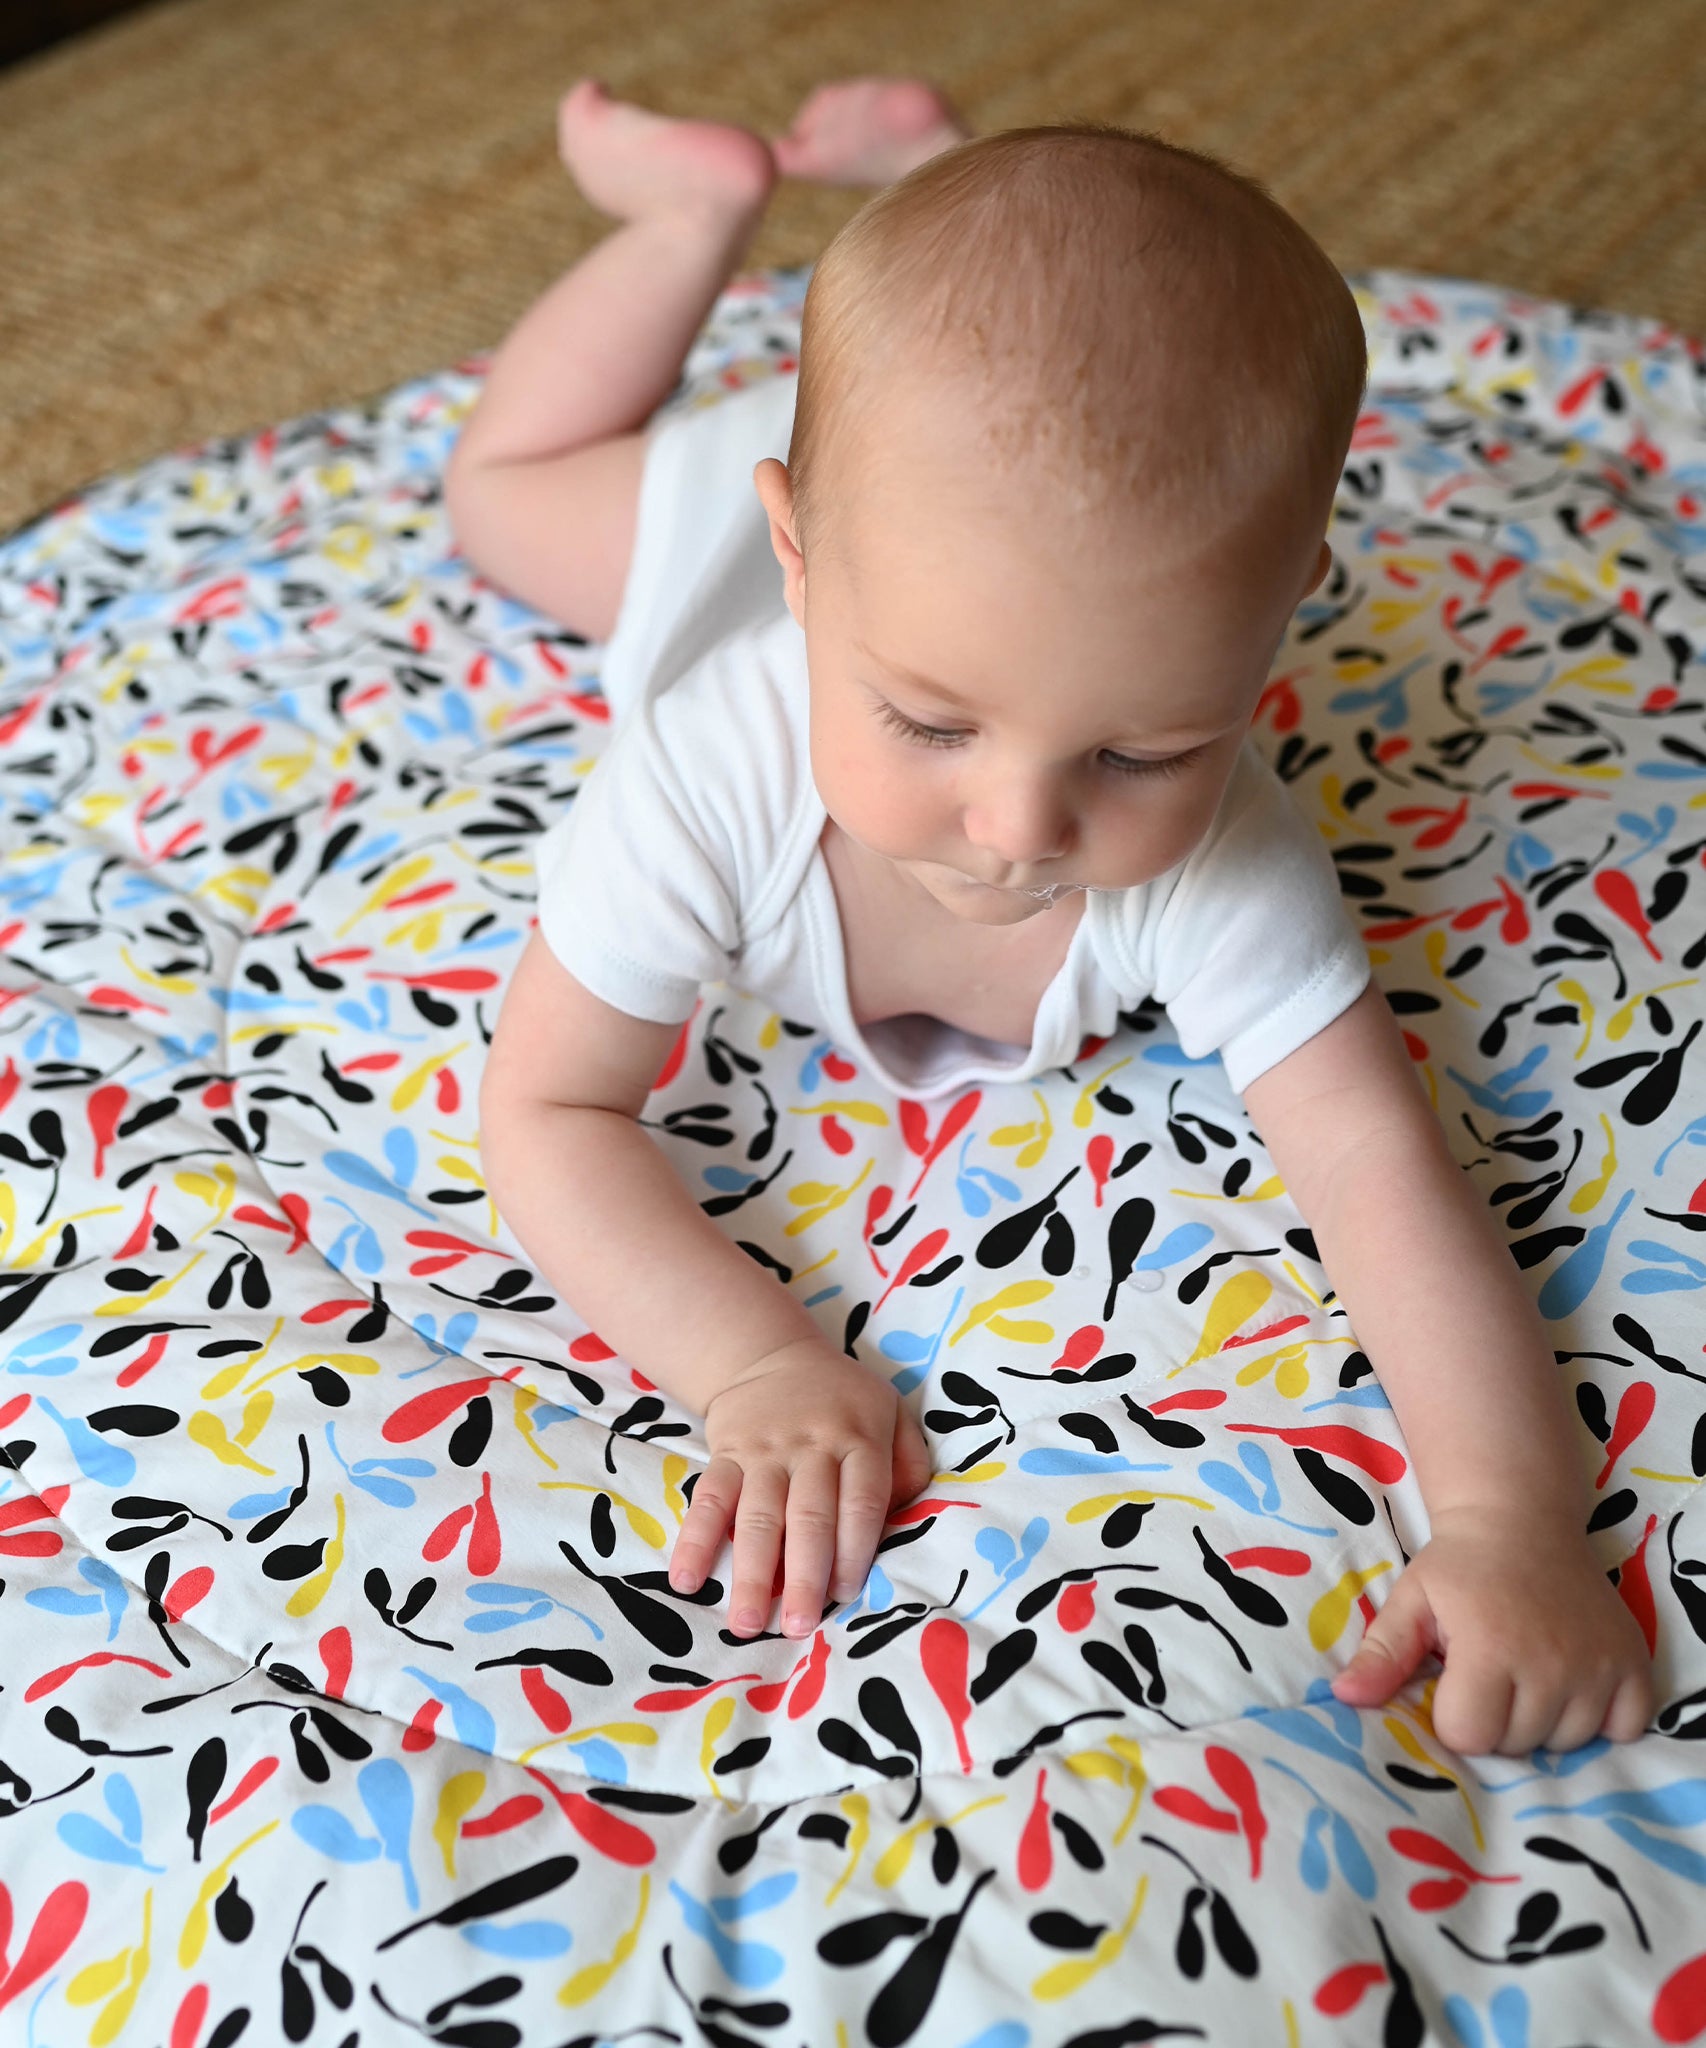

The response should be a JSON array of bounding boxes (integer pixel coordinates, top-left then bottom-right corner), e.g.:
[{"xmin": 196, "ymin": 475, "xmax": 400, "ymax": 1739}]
[{"xmin": 453, "ymin": 77, "xmax": 1654, "ymax": 1757}]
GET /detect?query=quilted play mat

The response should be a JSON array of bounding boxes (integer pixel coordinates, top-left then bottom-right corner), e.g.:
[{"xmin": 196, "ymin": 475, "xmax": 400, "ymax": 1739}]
[{"xmin": 1, "ymin": 267, "xmax": 1705, "ymax": 2048}]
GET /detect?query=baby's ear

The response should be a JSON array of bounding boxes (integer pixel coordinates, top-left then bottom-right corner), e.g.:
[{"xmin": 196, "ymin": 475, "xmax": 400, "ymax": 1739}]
[{"xmin": 753, "ymin": 458, "xmax": 807, "ymax": 624}]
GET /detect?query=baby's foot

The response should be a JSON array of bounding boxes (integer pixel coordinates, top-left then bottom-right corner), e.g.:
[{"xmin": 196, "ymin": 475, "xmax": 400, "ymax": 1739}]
[
  {"xmin": 557, "ymin": 78, "xmax": 776, "ymax": 223},
  {"xmin": 772, "ymin": 79, "xmax": 969, "ymax": 186}
]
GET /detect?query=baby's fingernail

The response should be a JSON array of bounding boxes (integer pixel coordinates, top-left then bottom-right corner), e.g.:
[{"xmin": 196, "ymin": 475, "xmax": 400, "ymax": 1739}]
[
  {"xmin": 784, "ymin": 1612, "xmax": 810, "ymax": 1636},
  {"xmin": 736, "ymin": 1607, "xmax": 761, "ymax": 1631}
]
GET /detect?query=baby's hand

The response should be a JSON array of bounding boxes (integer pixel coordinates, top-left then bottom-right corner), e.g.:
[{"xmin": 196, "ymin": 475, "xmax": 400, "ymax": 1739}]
[
  {"xmin": 668, "ymin": 1338, "xmax": 934, "ymax": 1638},
  {"xmin": 1329, "ymin": 1504, "xmax": 1655, "ymax": 1755}
]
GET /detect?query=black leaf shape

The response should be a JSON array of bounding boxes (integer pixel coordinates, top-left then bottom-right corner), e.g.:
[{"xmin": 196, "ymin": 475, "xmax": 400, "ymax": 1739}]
[
  {"xmin": 817, "ymin": 1911, "xmax": 929, "ymax": 1968},
  {"xmin": 1175, "ymin": 1885, "xmax": 1207, "ymax": 1979},
  {"xmin": 1031, "ymin": 1909, "xmax": 1105, "ymax": 1951}
]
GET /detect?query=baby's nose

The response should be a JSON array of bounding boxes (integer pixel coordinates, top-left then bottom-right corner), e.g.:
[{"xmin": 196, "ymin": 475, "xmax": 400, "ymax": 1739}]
[{"xmin": 962, "ymin": 776, "xmax": 1074, "ymax": 868}]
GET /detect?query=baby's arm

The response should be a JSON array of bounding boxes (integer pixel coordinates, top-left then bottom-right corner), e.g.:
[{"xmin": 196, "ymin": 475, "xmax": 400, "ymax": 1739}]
[
  {"xmin": 479, "ymin": 932, "xmax": 931, "ymax": 1637},
  {"xmin": 1241, "ymin": 983, "xmax": 1655, "ymax": 1756}
]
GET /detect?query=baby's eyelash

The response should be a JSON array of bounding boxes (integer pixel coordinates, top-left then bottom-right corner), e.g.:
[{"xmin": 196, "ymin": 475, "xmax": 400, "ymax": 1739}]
[
  {"xmin": 876, "ymin": 701, "xmax": 965, "ymax": 747},
  {"xmin": 875, "ymin": 700, "xmax": 1198, "ymax": 778},
  {"xmin": 1100, "ymin": 747, "xmax": 1197, "ymax": 779}
]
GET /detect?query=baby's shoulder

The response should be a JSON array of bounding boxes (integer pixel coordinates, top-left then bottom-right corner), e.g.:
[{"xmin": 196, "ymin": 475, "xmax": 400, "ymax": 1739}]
[{"xmin": 610, "ymin": 612, "xmax": 819, "ymax": 930}]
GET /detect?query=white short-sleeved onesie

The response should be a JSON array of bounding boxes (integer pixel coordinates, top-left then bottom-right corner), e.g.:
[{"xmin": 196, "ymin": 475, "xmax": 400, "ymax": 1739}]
[{"xmin": 532, "ymin": 371, "xmax": 1371, "ymax": 1100}]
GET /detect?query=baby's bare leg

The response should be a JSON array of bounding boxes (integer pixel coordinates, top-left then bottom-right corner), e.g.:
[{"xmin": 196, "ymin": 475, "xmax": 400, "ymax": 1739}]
[
  {"xmin": 446, "ymin": 81, "xmax": 778, "ymax": 640},
  {"xmin": 446, "ymin": 78, "xmax": 968, "ymax": 641}
]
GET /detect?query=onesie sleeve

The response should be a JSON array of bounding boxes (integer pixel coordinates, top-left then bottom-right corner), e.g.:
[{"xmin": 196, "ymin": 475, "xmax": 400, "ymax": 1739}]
[
  {"xmin": 531, "ymin": 707, "xmax": 741, "ymax": 1027},
  {"xmin": 1147, "ymin": 743, "xmax": 1371, "ymax": 1094}
]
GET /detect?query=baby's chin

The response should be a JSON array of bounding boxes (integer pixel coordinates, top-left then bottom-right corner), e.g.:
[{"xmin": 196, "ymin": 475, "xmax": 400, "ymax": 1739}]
[{"xmin": 901, "ymin": 860, "xmax": 1072, "ymax": 925}]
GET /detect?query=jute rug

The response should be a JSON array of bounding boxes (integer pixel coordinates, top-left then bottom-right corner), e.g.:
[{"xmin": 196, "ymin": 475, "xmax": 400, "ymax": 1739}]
[{"xmin": 2, "ymin": 0, "xmax": 1703, "ymax": 537}]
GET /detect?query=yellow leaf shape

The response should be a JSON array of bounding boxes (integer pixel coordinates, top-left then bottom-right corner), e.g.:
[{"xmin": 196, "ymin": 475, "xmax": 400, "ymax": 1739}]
[
  {"xmin": 759, "ymin": 1013, "xmax": 781, "ymax": 1049},
  {"xmin": 69, "ymin": 1952, "xmax": 129, "ymax": 2004},
  {"xmin": 791, "ymin": 1098, "xmax": 889, "ymax": 1126},
  {"xmin": 1274, "ymin": 1351, "xmax": 1311, "ymax": 1400},
  {"xmin": 826, "ymin": 1791, "xmax": 871, "ymax": 1907},
  {"xmin": 1235, "ymin": 1342, "xmax": 1307, "ymax": 1389},
  {"xmin": 1370, "ymin": 599, "xmax": 1426, "ymax": 633},
  {"xmin": 187, "ymin": 1410, "xmax": 273, "ymax": 1474},
  {"xmin": 661, "ymin": 1453, "xmax": 691, "ymax": 1525},
  {"xmin": 1309, "ymin": 1559, "xmax": 1395, "ymax": 1650},
  {"xmin": 982, "ymin": 1314, "xmax": 1055, "ymax": 1345},
  {"xmin": 875, "ymin": 1819, "xmax": 925, "ymax": 1888},
  {"xmin": 989, "ymin": 1122, "xmax": 1037, "ymax": 1148},
  {"xmin": 1609, "ymin": 978, "xmax": 1697, "ymax": 1043},
  {"xmin": 94, "ymin": 1250, "xmax": 205, "ymax": 1317},
  {"xmin": 1179, "ymin": 1271, "xmax": 1272, "ymax": 1370},
  {"xmin": 75, "ymin": 792, "xmax": 133, "ymax": 826},
  {"xmin": 437, "ymin": 1155, "xmax": 484, "ymax": 1185},
  {"xmin": 394, "ymin": 1046, "xmax": 467, "ymax": 1113},
  {"xmin": 945, "ymin": 1462, "xmax": 1007, "ymax": 1483},
  {"xmin": 119, "ymin": 945, "xmax": 197, "ymax": 996},
  {"xmin": 783, "ymin": 1160, "xmax": 872, "ymax": 1235},
  {"xmin": 1033, "ymin": 1874, "xmax": 1147, "ymax": 1999},
  {"xmin": 789, "ymin": 1180, "xmax": 842, "ymax": 1207},
  {"xmin": 1569, "ymin": 1114, "xmax": 1617, "ymax": 1215},
  {"xmin": 949, "ymin": 1279, "xmax": 1053, "ymax": 1347},
  {"xmin": 1015, "ymin": 1137, "xmax": 1050, "ymax": 1169},
  {"xmin": 700, "ymin": 1693, "xmax": 736, "ymax": 1801},
  {"xmin": 13, "ymin": 1202, "xmax": 124, "ymax": 1270},
  {"xmin": 1065, "ymin": 1487, "xmax": 1217, "ymax": 1522},
  {"xmin": 200, "ymin": 1356, "xmax": 253, "ymax": 1401},
  {"xmin": 434, "ymin": 1772, "xmax": 486, "ymax": 1878},
  {"xmin": 178, "ymin": 1821, "xmax": 278, "ymax": 1967},
  {"xmin": 236, "ymin": 1389, "xmax": 273, "ymax": 1450},
  {"xmin": 1556, "ymin": 976, "xmax": 1594, "ymax": 1059},
  {"xmin": 89, "ymin": 1891, "xmax": 152, "ymax": 2047},
  {"xmin": 199, "ymin": 865, "xmax": 272, "ymax": 916},
  {"xmin": 287, "ymin": 1493, "xmax": 347, "ymax": 1618},
  {"xmin": 336, "ymin": 853, "xmax": 434, "ymax": 938},
  {"xmin": 558, "ymin": 1875, "xmax": 649, "ymax": 2006},
  {"xmin": 260, "ymin": 748, "xmax": 316, "ymax": 794},
  {"xmin": 1072, "ymin": 1056, "xmax": 1131, "ymax": 1129},
  {"xmin": 1063, "ymin": 1750, "xmax": 1125, "ymax": 1784},
  {"xmin": 1423, "ymin": 928, "xmax": 1478, "ymax": 1006}
]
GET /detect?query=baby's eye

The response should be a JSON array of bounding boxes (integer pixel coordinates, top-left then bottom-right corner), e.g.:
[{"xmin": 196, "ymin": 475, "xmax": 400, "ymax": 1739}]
[
  {"xmin": 1100, "ymin": 748, "xmax": 1197, "ymax": 779},
  {"xmin": 877, "ymin": 702, "xmax": 966, "ymax": 748}
]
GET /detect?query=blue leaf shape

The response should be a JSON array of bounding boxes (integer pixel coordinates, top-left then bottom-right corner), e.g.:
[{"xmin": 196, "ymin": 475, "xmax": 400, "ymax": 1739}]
[
  {"xmin": 668, "ymin": 1880, "xmax": 784, "ymax": 1986},
  {"xmin": 878, "ymin": 1330, "xmax": 937, "ymax": 1364},
  {"xmin": 1197, "ymin": 1460, "xmax": 1264, "ymax": 1515},
  {"xmin": 24, "ymin": 1588, "xmax": 104, "ymax": 1618},
  {"xmin": 1236, "ymin": 1441, "xmax": 1280, "ymax": 1512},
  {"xmin": 358, "ymin": 1758, "xmax": 419, "ymax": 1911},
  {"xmin": 1330, "ymin": 1810, "xmax": 1377, "ymax": 1899},
  {"xmin": 36, "ymin": 1399, "xmax": 135, "ymax": 1487},
  {"xmin": 292, "ymin": 1805, "xmax": 383, "ymax": 1864},
  {"xmin": 1016, "ymin": 1448, "xmax": 1159, "ymax": 1477},
  {"xmin": 705, "ymin": 1870, "xmax": 797, "ymax": 1921},
  {"xmin": 104, "ymin": 1772, "xmax": 143, "ymax": 1845},
  {"xmin": 975, "ymin": 1528, "xmax": 1017, "ymax": 1575},
  {"xmin": 1298, "ymin": 1808, "xmax": 1330, "ymax": 1892},
  {"xmin": 56, "ymin": 1814, "xmax": 160, "ymax": 1870},
  {"xmin": 1134, "ymin": 1222, "xmax": 1215, "ymax": 1272},
  {"xmin": 466, "ymin": 1582, "xmax": 553, "ymax": 1605},
  {"xmin": 956, "ymin": 1176, "xmax": 992, "ymax": 1219},
  {"xmin": 229, "ymin": 1484, "xmax": 295, "ymax": 1520},
  {"xmin": 464, "ymin": 1604, "xmax": 554, "ymax": 1633},
  {"xmin": 460, "ymin": 1920, "xmax": 574, "ymax": 1958},
  {"xmin": 350, "ymin": 1473, "xmax": 416, "ymax": 1508}
]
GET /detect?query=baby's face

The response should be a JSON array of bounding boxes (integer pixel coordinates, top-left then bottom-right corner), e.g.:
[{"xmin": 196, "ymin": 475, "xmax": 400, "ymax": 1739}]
[{"xmin": 759, "ymin": 425, "xmax": 1330, "ymax": 928}]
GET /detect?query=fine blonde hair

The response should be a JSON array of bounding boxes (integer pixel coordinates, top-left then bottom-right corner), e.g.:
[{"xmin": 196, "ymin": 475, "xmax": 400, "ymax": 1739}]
[{"xmin": 786, "ymin": 122, "xmax": 1369, "ymax": 560}]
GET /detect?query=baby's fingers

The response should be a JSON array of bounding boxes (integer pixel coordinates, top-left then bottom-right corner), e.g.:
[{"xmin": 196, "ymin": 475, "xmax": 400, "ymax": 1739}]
[
  {"xmin": 779, "ymin": 1450, "xmax": 842, "ymax": 1638},
  {"xmin": 669, "ymin": 1454, "xmax": 744, "ymax": 1597},
  {"xmin": 830, "ymin": 1442, "xmax": 896, "ymax": 1608}
]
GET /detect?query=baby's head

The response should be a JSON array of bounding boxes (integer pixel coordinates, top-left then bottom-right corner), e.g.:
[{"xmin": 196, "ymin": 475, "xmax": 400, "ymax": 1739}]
[{"xmin": 752, "ymin": 122, "xmax": 1369, "ymax": 925}]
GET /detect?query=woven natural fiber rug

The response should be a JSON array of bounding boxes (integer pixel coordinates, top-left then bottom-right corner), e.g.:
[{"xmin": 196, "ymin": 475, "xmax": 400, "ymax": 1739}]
[{"xmin": 2, "ymin": 0, "xmax": 1704, "ymax": 538}]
